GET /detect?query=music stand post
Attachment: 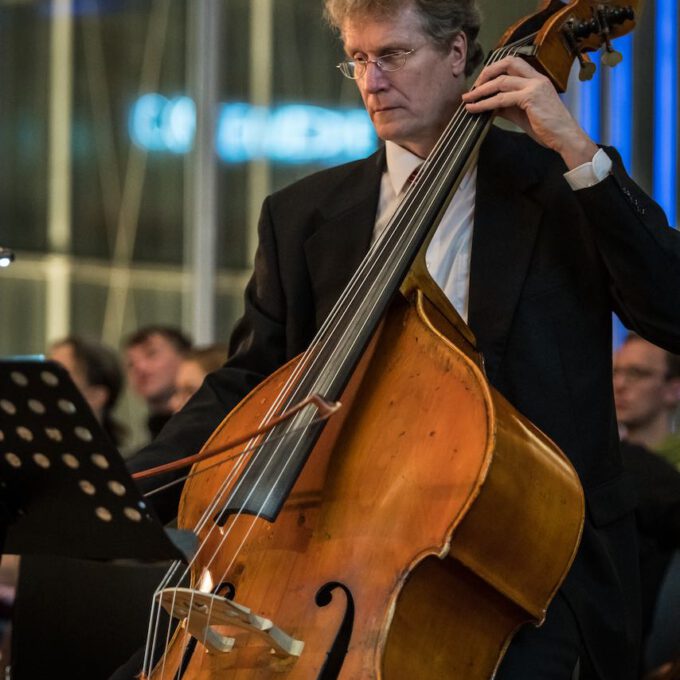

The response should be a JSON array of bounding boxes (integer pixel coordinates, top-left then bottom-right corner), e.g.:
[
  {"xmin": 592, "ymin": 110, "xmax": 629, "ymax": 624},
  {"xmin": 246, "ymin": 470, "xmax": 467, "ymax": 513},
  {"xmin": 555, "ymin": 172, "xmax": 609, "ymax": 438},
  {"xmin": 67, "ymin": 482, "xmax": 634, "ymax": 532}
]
[{"xmin": 0, "ymin": 358, "xmax": 187, "ymax": 563}]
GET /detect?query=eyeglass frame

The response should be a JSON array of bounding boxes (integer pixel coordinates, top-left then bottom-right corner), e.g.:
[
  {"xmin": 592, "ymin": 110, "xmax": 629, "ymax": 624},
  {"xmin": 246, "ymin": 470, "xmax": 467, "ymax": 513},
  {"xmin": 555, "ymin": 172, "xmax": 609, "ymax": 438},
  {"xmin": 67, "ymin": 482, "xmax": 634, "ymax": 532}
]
[{"xmin": 336, "ymin": 48, "xmax": 417, "ymax": 80}]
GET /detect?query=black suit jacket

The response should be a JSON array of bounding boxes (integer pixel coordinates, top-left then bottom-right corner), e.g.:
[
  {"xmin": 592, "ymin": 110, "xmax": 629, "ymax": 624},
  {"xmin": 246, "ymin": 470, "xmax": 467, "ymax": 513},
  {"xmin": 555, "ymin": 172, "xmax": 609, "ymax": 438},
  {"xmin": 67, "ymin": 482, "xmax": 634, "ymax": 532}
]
[{"xmin": 130, "ymin": 126, "xmax": 680, "ymax": 678}]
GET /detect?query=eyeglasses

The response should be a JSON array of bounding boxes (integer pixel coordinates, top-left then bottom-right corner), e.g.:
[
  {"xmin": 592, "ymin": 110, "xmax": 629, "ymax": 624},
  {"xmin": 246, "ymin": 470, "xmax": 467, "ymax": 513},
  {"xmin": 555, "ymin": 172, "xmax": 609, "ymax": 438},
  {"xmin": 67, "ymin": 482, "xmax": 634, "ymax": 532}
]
[{"xmin": 336, "ymin": 49, "xmax": 417, "ymax": 80}]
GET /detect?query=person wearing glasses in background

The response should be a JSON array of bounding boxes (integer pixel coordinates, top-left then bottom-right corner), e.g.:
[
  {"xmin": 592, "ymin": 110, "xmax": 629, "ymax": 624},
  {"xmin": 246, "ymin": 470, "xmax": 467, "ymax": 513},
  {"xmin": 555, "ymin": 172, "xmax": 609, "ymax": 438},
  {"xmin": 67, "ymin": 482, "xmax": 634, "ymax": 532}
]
[
  {"xmin": 613, "ymin": 335, "xmax": 680, "ymax": 677},
  {"xmin": 614, "ymin": 334, "xmax": 680, "ymax": 470},
  {"xmin": 616, "ymin": 440, "xmax": 680, "ymax": 680},
  {"xmin": 126, "ymin": 1, "xmax": 680, "ymax": 678}
]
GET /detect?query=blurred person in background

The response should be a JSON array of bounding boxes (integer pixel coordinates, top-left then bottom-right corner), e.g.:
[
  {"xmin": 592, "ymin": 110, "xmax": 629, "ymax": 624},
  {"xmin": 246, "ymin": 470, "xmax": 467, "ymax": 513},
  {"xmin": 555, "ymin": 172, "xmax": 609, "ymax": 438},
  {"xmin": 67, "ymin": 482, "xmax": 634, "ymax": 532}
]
[
  {"xmin": 49, "ymin": 335, "xmax": 127, "ymax": 447},
  {"xmin": 169, "ymin": 344, "xmax": 229, "ymax": 414},
  {"xmin": 614, "ymin": 334, "xmax": 680, "ymax": 471},
  {"xmin": 614, "ymin": 336, "xmax": 680, "ymax": 677},
  {"xmin": 123, "ymin": 326, "xmax": 192, "ymax": 440},
  {"xmin": 620, "ymin": 440, "xmax": 680, "ymax": 678}
]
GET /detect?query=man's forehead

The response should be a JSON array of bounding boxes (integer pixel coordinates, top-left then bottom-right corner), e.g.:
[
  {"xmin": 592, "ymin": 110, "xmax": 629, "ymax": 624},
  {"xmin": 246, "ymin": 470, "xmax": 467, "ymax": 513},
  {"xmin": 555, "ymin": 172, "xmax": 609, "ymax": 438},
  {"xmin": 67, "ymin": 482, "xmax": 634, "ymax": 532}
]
[
  {"xmin": 128, "ymin": 333, "xmax": 174, "ymax": 354},
  {"xmin": 341, "ymin": 5, "xmax": 425, "ymax": 51}
]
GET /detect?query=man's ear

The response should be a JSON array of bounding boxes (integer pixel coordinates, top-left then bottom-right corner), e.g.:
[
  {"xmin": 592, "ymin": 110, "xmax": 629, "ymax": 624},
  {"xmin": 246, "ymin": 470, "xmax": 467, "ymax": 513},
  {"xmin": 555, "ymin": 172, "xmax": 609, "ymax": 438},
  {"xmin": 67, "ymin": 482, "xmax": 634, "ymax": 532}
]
[{"xmin": 449, "ymin": 31, "xmax": 468, "ymax": 78}]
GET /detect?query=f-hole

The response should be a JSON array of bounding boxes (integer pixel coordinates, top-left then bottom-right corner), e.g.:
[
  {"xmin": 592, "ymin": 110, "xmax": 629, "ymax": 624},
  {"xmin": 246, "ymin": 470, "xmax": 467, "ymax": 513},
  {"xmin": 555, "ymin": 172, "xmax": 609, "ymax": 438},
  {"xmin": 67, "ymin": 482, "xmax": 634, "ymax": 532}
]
[{"xmin": 315, "ymin": 582, "xmax": 355, "ymax": 680}]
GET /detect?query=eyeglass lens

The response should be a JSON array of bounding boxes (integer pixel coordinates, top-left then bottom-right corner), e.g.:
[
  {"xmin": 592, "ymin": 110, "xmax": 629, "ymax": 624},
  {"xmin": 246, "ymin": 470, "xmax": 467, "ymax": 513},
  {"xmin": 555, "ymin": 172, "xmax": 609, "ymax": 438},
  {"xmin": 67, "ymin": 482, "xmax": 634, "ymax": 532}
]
[{"xmin": 338, "ymin": 50, "xmax": 413, "ymax": 79}]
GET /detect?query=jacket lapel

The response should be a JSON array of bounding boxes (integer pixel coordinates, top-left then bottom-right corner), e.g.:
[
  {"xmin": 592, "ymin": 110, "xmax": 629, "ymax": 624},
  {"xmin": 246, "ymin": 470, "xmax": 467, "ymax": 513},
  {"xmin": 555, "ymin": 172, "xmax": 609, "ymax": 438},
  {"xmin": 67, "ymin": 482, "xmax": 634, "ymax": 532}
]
[
  {"xmin": 304, "ymin": 148, "xmax": 385, "ymax": 326},
  {"xmin": 303, "ymin": 130, "xmax": 545, "ymax": 376},
  {"xmin": 467, "ymin": 127, "xmax": 544, "ymax": 382}
]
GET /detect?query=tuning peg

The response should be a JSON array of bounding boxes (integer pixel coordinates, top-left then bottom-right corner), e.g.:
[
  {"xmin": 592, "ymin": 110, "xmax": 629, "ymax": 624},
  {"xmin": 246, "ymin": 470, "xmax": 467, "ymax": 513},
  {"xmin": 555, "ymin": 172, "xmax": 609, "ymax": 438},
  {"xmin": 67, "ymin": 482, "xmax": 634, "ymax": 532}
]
[
  {"xmin": 601, "ymin": 47, "xmax": 623, "ymax": 67},
  {"xmin": 578, "ymin": 53, "xmax": 597, "ymax": 81},
  {"xmin": 572, "ymin": 18, "xmax": 599, "ymax": 40},
  {"xmin": 596, "ymin": 7, "xmax": 624, "ymax": 68},
  {"xmin": 562, "ymin": 22, "xmax": 597, "ymax": 81}
]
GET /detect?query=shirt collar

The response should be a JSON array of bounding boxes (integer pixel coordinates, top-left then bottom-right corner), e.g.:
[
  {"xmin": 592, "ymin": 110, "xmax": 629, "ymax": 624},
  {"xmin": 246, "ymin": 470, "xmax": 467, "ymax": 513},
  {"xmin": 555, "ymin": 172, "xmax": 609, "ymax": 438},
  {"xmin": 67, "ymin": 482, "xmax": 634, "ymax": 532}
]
[{"xmin": 385, "ymin": 141, "xmax": 424, "ymax": 196}]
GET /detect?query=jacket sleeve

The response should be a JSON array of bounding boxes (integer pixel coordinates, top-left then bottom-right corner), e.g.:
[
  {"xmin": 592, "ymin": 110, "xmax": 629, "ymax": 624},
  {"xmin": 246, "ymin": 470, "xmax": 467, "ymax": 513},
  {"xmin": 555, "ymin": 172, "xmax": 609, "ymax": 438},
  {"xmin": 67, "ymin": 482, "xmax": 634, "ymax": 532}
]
[{"xmin": 574, "ymin": 146, "xmax": 680, "ymax": 352}]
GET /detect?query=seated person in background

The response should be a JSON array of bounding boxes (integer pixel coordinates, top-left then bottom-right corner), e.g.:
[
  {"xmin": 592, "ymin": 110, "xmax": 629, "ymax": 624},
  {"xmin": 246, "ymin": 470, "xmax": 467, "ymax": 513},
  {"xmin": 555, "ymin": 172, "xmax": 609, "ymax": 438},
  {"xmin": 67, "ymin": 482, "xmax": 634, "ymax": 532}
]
[
  {"xmin": 169, "ymin": 344, "xmax": 229, "ymax": 414},
  {"xmin": 123, "ymin": 326, "xmax": 192, "ymax": 440},
  {"xmin": 125, "ymin": 344, "xmax": 229, "ymax": 522},
  {"xmin": 49, "ymin": 335, "xmax": 127, "ymax": 448},
  {"xmin": 614, "ymin": 333, "xmax": 680, "ymax": 471}
]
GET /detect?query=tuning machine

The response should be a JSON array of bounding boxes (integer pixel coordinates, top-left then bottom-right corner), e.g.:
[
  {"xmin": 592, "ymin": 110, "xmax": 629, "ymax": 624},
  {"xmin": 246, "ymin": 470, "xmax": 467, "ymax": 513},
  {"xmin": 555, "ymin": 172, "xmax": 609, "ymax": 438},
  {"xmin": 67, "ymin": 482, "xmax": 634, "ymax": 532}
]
[
  {"xmin": 596, "ymin": 6, "xmax": 621, "ymax": 66},
  {"xmin": 562, "ymin": 5, "xmax": 635, "ymax": 80},
  {"xmin": 562, "ymin": 18, "xmax": 599, "ymax": 81}
]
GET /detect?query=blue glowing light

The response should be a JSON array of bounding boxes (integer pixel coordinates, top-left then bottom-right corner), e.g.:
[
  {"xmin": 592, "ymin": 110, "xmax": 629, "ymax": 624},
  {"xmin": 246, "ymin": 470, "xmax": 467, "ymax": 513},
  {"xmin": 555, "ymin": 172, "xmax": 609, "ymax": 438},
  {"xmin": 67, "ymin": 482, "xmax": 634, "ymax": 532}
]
[
  {"xmin": 129, "ymin": 94, "xmax": 196, "ymax": 154},
  {"xmin": 653, "ymin": 0, "xmax": 678, "ymax": 226},
  {"xmin": 130, "ymin": 95, "xmax": 378, "ymax": 165},
  {"xmin": 607, "ymin": 34, "xmax": 636, "ymax": 349},
  {"xmin": 578, "ymin": 56, "xmax": 602, "ymax": 142},
  {"xmin": 607, "ymin": 34, "xmax": 633, "ymax": 172}
]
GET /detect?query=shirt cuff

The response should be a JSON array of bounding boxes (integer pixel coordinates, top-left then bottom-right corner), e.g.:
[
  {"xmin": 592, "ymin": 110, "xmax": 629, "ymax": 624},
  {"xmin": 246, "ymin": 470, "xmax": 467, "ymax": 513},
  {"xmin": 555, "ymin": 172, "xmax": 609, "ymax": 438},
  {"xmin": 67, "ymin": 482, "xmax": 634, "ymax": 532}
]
[{"xmin": 564, "ymin": 148, "xmax": 613, "ymax": 190}]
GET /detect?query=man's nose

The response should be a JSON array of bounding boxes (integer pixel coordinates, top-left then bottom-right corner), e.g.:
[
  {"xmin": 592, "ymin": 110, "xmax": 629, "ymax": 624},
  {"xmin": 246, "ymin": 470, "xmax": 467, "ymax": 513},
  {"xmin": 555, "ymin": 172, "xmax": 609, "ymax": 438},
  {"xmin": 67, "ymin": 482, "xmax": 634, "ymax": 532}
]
[{"xmin": 362, "ymin": 62, "xmax": 389, "ymax": 92}]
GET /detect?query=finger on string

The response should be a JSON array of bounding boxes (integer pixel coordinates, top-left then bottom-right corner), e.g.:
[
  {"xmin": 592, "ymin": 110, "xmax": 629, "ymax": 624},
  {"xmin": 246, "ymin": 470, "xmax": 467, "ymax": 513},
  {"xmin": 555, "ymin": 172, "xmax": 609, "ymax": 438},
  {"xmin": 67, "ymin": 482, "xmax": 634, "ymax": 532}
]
[
  {"xmin": 474, "ymin": 54, "xmax": 539, "ymax": 88},
  {"xmin": 463, "ymin": 74, "xmax": 530, "ymax": 103},
  {"xmin": 464, "ymin": 91, "xmax": 521, "ymax": 113}
]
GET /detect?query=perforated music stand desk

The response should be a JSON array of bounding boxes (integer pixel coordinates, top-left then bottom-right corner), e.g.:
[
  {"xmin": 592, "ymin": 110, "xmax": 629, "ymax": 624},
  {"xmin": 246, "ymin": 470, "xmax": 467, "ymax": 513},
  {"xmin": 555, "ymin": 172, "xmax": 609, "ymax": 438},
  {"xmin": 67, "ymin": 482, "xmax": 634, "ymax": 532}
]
[{"xmin": 0, "ymin": 358, "xmax": 186, "ymax": 562}]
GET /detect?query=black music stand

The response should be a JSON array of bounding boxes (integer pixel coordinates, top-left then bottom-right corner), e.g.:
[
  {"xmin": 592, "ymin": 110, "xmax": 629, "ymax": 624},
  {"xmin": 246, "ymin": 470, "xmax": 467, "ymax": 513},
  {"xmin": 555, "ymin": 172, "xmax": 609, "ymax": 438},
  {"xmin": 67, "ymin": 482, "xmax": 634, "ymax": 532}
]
[{"xmin": 0, "ymin": 358, "xmax": 188, "ymax": 562}]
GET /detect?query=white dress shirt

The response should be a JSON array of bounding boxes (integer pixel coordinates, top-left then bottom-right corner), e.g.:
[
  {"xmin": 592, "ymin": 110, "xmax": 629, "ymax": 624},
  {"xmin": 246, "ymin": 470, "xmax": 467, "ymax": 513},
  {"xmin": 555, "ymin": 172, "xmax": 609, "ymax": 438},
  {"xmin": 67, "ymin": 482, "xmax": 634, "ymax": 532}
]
[{"xmin": 373, "ymin": 139, "xmax": 612, "ymax": 322}]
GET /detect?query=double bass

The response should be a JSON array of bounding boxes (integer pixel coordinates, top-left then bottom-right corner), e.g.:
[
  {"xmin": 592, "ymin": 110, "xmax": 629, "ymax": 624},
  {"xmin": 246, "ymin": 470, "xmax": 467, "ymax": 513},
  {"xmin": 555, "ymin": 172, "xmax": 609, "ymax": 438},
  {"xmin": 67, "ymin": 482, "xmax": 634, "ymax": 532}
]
[{"xmin": 137, "ymin": 1, "xmax": 640, "ymax": 677}]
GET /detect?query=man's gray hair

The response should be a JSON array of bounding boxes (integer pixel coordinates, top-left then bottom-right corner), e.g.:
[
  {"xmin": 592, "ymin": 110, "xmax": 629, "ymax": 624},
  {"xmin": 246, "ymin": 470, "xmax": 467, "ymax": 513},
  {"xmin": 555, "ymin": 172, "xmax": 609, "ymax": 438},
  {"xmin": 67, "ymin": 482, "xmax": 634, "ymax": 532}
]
[{"xmin": 324, "ymin": 0, "xmax": 484, "ymax": 77}]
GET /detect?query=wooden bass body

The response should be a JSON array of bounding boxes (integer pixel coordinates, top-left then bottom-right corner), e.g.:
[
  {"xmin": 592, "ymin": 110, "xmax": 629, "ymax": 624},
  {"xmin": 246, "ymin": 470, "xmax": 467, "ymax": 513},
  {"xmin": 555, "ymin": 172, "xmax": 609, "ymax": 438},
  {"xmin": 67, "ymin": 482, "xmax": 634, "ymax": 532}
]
[{"xmin": 149, "ymin": 288, "xmax": 584, "ymax": 680}]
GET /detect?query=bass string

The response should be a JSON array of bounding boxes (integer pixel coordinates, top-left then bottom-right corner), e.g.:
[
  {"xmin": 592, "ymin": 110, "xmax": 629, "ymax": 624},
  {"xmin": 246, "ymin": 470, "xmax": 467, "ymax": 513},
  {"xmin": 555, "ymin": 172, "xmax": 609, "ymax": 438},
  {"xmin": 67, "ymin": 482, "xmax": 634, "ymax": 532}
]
[
  {"xmin": 298, "ymin": 33, "xmax": 534, "ymax": 366},
  {"xmin": 194, "ymin": 39, "xmax": 505, "ymax": 491},
  {"xmin": 274, "ymin": 38, "xmax": 528, "ymax": 427},
  {"xmin": 142, "ymin": 38, "xmax": 516, "ymax": 680},
  {"xmin": 184, "ymin": 37, "xmax": 530, "ymax": 665},
  {"xmin": 269, "ymin": 38, "xmax": 531, "ymax": 413},
  {"xmin": 142, "ymin": 86, "xmax": 488, "ymax": 676},
  {"xmin": 143, "ymin": 35, "xmax": 533, "ymax": 678},
  {"xmin": 142, "ymin": 427, "xmax": 266, "ymax": 674},
  {"xmin": 160, "ymin": 37, "xmax": 530, "ymax": 675},
  {"xmin": 173, "ymin": 33, "xmax": 532, "ymax": 558}
]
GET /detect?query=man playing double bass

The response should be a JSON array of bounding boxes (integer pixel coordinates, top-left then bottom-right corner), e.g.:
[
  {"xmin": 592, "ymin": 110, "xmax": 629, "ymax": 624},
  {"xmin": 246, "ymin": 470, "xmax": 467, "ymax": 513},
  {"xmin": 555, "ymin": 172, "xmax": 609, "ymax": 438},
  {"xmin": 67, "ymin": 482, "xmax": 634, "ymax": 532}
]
[{"xmin": 129, "ymin": 0, "xmax": 680, "ymax": 677}]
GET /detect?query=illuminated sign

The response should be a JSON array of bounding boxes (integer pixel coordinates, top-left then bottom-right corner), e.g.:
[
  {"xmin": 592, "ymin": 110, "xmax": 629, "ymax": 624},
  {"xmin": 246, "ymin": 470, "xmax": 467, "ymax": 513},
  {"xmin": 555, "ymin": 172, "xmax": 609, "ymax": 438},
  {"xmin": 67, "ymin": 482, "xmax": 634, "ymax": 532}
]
[
  {"xmin": 129, "ymin": 94, "xmax": 378, "ymax": 165},
  {"xmin": 129, "ymin": 94, "xmax": 196, "ymax": 154}
]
